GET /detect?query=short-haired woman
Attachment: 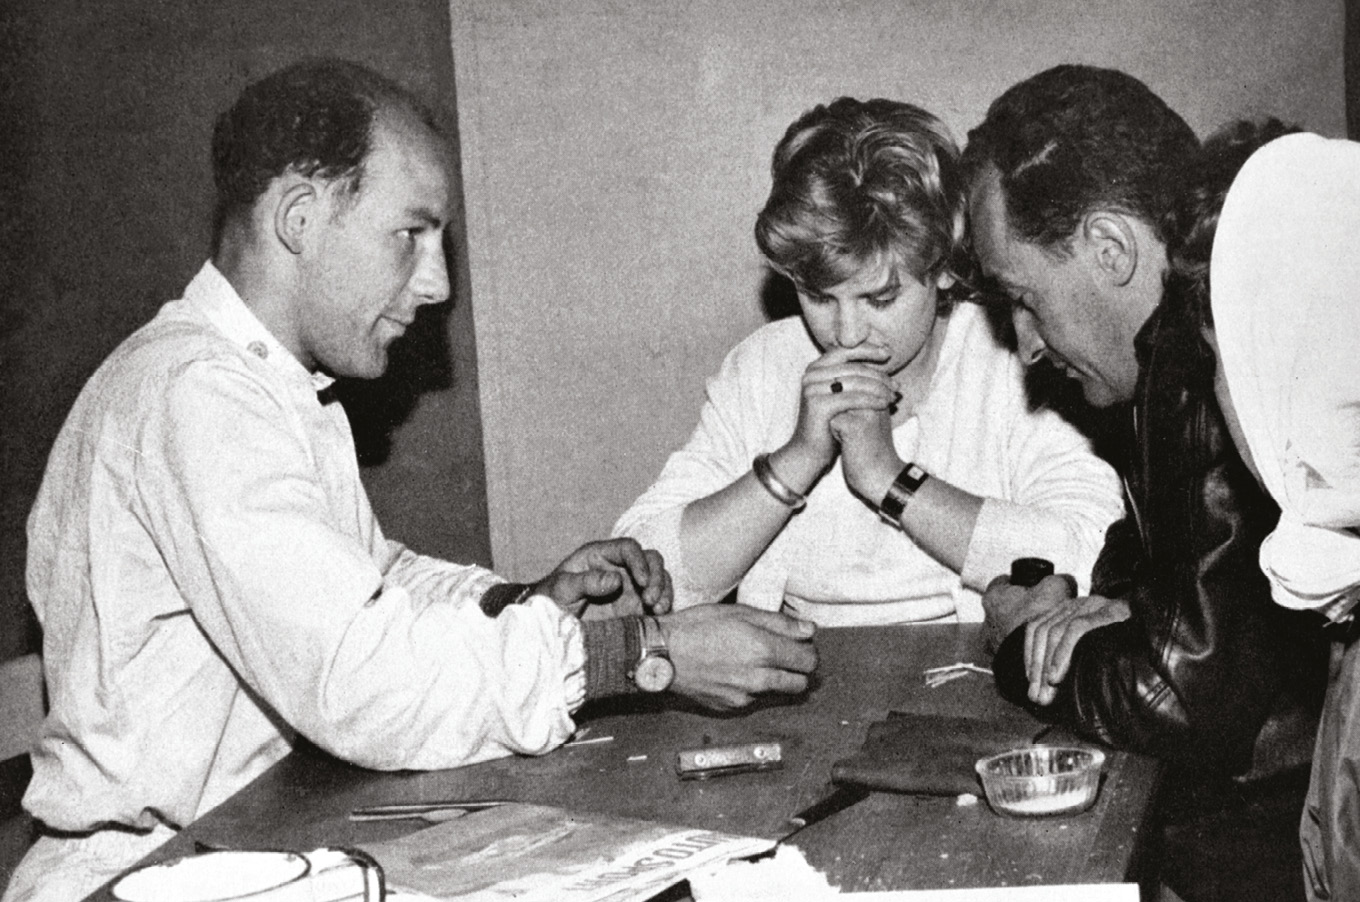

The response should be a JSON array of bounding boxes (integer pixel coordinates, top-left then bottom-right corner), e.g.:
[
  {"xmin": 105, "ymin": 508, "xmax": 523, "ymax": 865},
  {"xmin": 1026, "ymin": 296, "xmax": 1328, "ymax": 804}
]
[{"xmin": 613, "ymin": 98, "xmax": 1123, "ymax": 626}]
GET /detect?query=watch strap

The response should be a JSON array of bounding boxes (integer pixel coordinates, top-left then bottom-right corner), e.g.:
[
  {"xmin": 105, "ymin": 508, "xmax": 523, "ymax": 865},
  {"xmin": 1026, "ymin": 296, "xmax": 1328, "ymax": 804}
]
[
  {"xmin": 640, "ymin": 616, "xmax": 668, "ymax": 654},
  {"xmin": 879, "ymin": 463, "xmax": 929, "ymax": 523}
]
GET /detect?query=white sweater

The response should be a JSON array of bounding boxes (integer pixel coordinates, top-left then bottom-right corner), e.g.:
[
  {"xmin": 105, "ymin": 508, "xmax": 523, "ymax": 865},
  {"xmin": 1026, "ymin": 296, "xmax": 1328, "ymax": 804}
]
[{"xmin": 614, "ymin": 303, "xmax": 1124, "ymax": 625}]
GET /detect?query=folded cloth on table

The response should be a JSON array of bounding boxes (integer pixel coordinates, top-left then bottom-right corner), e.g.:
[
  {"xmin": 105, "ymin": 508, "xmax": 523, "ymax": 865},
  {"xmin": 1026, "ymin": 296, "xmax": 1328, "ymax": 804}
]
[{"xmin": 830, "ymin": 712, "xmax": 1066, "ymax": 796}]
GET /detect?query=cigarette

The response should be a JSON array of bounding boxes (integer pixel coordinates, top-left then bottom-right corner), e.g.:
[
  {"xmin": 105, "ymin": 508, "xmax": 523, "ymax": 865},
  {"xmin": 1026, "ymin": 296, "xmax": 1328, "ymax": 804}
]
[
  {"xmin": 926, "ymin": 670, "xmax": 969, "ymax": 688},
  {"xmin": 565, "ymin": 734, "xmax": 615, "ymax": 747},
  {"xmin": 923, "ymin": 662, "xmax": 991, "ymax": 677}
]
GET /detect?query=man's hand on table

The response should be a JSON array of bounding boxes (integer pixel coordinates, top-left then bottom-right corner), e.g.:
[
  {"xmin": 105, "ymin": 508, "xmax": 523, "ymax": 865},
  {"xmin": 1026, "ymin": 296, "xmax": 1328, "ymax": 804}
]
[
  {"xmin": 981, "ymin": 572, "xmax": 1075, "ymax": 652},
  {"xmin": 659, "ymin": 605, "xmax": 818, "ymax": 710},
  {"xmin": 534, "ymin": 538, "xmax": 673, "ymax": 619},
  {"xmin": 1023, "ymin": 594, "xmax": 1131, "ymax": 706}
]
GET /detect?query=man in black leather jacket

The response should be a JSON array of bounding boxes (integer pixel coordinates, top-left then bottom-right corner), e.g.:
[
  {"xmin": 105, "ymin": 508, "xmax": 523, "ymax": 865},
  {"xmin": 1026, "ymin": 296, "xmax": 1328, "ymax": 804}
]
[{"xmin": 963, "ymin": 64, "xmax": 1325, "ymax": 775}]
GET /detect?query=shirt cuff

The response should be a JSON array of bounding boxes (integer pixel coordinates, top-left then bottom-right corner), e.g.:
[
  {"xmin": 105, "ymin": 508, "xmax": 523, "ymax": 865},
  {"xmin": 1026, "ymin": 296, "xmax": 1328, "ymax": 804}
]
[
  {"xmin": 962, "ymin": 498, "xmax": 1095, "ymax": 594},
  {"xmin": 960, "ymin": 498, "xmax": 1022, "ymax": 591},
  {"xmin": 581, "ymin": 617, "xmax": 643, "ymax": 700}
]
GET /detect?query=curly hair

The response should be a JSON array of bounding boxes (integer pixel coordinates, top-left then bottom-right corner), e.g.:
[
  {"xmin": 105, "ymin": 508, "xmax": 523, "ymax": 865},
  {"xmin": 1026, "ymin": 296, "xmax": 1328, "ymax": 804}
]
[
  {"xmin": 1163, "ymin": 118, "xmax": 1301, "ymax": 329},
  {"xmin": 755, "ymin": 97, "xmax": 968, "ymax": 301},
  {"xmin": 961, "ymin": 64, "xmax": 1198, "ymax": 254},
  {"xmin": 210, "ymin": 58, "xmax": 439, "ymax": 250}
]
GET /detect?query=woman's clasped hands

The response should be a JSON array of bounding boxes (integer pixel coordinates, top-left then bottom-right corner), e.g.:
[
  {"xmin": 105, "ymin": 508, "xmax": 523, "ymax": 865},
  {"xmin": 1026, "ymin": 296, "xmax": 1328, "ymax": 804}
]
[{"xmin": 780, "ymin": 343, "xmax": 904, "ymax": 505}]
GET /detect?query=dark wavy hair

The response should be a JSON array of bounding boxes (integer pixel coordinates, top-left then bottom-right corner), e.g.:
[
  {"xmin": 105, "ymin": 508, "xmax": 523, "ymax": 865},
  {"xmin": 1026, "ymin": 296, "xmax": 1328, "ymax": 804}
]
[
  {"xmin": 961, "ymin": 64, "xmax": 1198, "ymax": 254},
  {"xmin": 210, "ymin": 58, "xmax": 439, "ymax": 250},
  {"xmin": 755, "ymin": 97, "xmax": 969, "ymax": 303},
  {"xmin": 1163, "ymin": 118, "xmax": 1301, "ymax": 329}
]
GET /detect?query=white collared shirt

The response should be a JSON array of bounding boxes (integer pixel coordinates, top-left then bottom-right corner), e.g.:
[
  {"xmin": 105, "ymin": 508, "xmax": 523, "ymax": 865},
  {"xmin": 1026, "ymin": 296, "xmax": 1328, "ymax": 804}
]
[{"xmin": 24, "ymin": 261, "xmax": 585, "ymax": 834}]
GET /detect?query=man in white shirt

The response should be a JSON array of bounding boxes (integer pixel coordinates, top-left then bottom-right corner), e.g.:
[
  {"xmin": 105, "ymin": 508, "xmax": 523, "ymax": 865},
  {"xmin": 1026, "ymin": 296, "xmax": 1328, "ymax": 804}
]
[{"xmin": 5, "ymin": 59, "xmax": 817, "ymax": 901}]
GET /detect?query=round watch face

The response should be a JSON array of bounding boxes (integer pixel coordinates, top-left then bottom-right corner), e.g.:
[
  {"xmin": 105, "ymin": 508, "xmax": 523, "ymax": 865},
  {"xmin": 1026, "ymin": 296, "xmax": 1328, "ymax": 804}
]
[{"xmin": 634, "ymin": 653, "xmax": 675, "ymax": 692}]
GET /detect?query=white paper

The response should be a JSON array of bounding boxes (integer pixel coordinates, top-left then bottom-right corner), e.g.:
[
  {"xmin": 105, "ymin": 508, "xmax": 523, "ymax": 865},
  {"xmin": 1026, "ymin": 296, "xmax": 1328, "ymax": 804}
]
[
  {"xmin": 689, "ymin": 843, "xmax": 1138, "ymax": 902},
  {"xmin": 850, "ymin": 886, "xmax": 1140, "ymax": 901}
]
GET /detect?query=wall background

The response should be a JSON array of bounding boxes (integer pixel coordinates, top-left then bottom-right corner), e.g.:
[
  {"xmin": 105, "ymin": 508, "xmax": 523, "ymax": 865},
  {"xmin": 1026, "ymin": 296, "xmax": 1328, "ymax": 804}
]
[
  {"xmin": 0, "ymin": 0, "xmax": 491, "ymax": 661},
  {"xmin": 450, "ymin": 0, "xmax": 1347, "ymax": 580}
]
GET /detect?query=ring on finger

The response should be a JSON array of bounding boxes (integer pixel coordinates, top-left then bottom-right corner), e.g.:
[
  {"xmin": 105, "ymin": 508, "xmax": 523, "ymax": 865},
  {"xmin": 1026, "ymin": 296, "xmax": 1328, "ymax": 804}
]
[{"xmin": 829, "ymin": 380, "xmax": 843, "ymax": 394}]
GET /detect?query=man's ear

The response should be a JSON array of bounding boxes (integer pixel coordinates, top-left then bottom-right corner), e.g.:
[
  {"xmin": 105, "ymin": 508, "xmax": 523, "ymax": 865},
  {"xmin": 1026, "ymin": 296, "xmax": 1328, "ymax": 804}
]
[
  {"xmin": 1083, "ymin": 212, "xmax": 1138, "ymax": 288},
  {"xmin": 273, "ymin": 179, "xmax": 318, "ymax": 255}
]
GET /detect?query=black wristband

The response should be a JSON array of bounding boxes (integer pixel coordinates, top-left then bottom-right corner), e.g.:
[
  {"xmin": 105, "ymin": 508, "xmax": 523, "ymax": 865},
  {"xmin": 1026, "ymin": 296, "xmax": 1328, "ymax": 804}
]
[
  {"xmin": 479, "ymin": 582, "xmax": 534, "ymax": 618},
  {"xmin": 879, "ymin": 463, "xmax": 929, "ymax": 523},
  {"xmin": 582, "ymin": 617, "xmax": 644, "ymax": 700}
]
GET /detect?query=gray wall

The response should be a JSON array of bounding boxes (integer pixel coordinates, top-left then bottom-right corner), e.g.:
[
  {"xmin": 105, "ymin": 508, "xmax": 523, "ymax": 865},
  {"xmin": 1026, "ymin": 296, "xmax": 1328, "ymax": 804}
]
[
  {"xmin": 0, "ymin": 0, "xmax": 492, "ymax": 661},
  {"xmin": 451, "ymin": 0, "xmax": 1347, "ymax": 581}
]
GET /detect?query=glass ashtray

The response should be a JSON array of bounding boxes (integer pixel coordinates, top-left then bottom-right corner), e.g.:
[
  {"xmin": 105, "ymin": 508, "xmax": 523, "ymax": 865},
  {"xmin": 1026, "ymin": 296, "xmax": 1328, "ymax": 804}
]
[{"xmin": 974, "ymin": 745, "xmax": 1105, "ymax": 817}]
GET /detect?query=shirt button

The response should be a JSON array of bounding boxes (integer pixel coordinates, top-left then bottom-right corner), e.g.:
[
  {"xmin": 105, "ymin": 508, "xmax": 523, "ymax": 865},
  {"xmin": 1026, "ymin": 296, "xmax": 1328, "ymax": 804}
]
[{"xmin": 247, "ymin": 341, "xmax": 268, "ymax": 359}]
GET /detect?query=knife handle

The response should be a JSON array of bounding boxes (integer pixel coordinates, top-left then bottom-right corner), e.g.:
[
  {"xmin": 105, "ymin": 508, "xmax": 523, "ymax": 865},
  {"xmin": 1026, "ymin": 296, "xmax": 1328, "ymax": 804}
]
[{"xmin": 675, "ymin": 742, "xmax": 783, "ymax": 779}]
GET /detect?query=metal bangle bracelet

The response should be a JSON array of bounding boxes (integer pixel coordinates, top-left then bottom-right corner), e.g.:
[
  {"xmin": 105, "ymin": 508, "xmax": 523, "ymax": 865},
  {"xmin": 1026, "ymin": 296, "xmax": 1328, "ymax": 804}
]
[{"xmin": 752, "ymin": 453, "xmax": 807, "ymax": 511}]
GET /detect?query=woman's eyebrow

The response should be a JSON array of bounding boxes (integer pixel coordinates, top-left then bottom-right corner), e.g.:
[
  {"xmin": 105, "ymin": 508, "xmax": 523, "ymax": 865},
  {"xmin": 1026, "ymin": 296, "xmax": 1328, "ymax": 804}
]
[
  {"xmin": 860, "ymin": 274, "xmax": 900, "ymax": 298},
  {"xmin": 839, "ymin": 272, "xmax": 900, "ymax": 301}
]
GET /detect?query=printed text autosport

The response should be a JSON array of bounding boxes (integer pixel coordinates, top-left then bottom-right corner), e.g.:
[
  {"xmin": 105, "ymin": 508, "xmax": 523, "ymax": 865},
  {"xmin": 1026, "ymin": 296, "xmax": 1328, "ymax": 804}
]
[{"xmin": 562, "ymin": 831, "xmax": 736, "ymax": 893}]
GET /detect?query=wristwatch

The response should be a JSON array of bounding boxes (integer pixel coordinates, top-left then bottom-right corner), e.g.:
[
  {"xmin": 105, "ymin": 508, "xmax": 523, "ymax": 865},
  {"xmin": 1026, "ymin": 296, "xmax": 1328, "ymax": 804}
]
[
  {"xmin": 879, "ymin": 462, "xmax": 929, "ymax": 524},
  {"xmin": 630, "ymin": 616, "xmax": 675, "ymax": 693}
]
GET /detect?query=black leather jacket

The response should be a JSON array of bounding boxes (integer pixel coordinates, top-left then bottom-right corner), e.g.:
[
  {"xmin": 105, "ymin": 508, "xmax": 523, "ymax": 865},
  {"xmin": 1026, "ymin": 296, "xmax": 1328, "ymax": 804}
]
[{"xmin": 992, "ymin": 299, "xmax": 1326, "ymax": 772}]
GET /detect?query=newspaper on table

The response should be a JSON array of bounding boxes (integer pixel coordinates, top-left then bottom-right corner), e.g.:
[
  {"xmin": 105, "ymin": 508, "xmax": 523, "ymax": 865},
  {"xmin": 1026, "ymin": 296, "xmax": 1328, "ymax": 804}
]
[
  {"xmin": 359, "ymin": 802, "xmax": 774, "ymax": 902},
  {"xmin": 689, "ymin": 843, "xmax": 1139, "ymax": 900}
]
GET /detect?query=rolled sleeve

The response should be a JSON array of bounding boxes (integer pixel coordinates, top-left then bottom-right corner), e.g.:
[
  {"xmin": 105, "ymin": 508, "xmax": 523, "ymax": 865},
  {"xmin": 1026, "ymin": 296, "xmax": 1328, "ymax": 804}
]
[{"xmin": 960, "ymin": 407, "xmax": 1124, "ymax": 594}]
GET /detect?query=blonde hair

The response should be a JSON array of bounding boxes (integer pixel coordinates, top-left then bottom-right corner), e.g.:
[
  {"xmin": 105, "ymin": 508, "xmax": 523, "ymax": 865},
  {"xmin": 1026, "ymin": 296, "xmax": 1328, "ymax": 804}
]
[{"xmin": 755, "ymin": 97, "xmax": 967, "ymax": 298}]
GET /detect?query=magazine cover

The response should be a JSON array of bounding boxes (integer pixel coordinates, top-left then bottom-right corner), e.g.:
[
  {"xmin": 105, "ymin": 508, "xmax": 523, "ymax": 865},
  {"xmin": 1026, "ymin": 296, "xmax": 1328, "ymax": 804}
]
[{"xmin": 361, "ymin": 802, "xmax": 774, "ymax": 902}]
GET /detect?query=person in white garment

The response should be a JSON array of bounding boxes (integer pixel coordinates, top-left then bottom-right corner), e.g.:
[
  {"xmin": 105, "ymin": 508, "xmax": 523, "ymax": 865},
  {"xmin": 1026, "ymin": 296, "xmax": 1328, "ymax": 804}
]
[
  {"xmin": 4, "ymin": 59, "xmax": 818, "ymax": 902},
  {"xmin": 613, "ymin": 97, "xmax": 1123, "ymax": 626},
  {"xmin": 1197, "ymin": 128, "xmax": 1360, "ymax": 902}
]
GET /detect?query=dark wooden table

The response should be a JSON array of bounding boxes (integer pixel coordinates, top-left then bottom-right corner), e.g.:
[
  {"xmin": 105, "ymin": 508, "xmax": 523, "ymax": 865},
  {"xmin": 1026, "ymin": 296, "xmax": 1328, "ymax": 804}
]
[{"xmin": 87, "ymin": 624, "xmax": 1162, "ymax": 898}]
